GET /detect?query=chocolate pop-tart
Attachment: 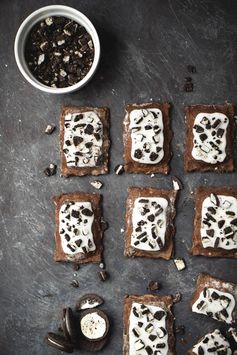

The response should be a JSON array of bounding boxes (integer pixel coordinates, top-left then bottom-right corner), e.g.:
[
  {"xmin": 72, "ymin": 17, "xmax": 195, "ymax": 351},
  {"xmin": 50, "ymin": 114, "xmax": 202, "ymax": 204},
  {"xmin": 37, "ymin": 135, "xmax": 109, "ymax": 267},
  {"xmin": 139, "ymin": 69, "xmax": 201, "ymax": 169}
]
[
  {"xmin": 188, "ymin": 329, "xmax": 231, "ymax": 355},
  {"xmin": 191, "ymin": 273, "xmax": 237, "ymax": 324},
  {"xmin": 123, "ymin": 102, "xmax": 172, "ymax": 174},
  {"xmin": 60, "ymin": 106, "xmax": 110, "ymax": 177},
  {"xmin": 53, "ymin": 192, "xmax": 103, "ymax": 264},
  {"xmin": 184, "ymin": 103, "xmax": 235, "ymax": 172},
  {"xmin": 124, "ymin": 187, "xmax": 177, "ymax": 260},
  {"xmin": 192, "ymin": 186, "xmax": 237, "ymax": 259},
  {"xmin": 123, "ymin": 294, "xmax": 175, "ymax": 355}
]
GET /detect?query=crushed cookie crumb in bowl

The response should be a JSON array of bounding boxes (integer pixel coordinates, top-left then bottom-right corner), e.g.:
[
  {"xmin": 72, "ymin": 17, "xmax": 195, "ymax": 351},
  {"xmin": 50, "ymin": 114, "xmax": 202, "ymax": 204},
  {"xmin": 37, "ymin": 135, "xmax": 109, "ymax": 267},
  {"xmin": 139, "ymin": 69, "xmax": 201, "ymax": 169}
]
[{"xmin": 14, "ymin": 5, "xmax": 100, "ymax": 94}]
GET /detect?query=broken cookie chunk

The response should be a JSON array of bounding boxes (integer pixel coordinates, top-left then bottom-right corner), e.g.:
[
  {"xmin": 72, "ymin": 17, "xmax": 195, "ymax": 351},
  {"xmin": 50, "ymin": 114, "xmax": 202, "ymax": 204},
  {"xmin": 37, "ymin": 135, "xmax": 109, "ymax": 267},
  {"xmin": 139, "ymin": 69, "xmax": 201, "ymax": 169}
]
[
  {"xmin": 123, "ymin": 102, "xmax": 172, "ymax": 174},
  {"xmin": 90, "ymin": 180, "xmax": 103, "ymax": 190},
  {"xmin": 60, "ymin": 106, "xmax": 110, "ymax": 177},
  {"xmin": 53, "ymin": 192, "xmax": 104, "ymax": 264},
  {"xmin": 124, "ymin": 187, "xmax": 177, "ymax": 260}
]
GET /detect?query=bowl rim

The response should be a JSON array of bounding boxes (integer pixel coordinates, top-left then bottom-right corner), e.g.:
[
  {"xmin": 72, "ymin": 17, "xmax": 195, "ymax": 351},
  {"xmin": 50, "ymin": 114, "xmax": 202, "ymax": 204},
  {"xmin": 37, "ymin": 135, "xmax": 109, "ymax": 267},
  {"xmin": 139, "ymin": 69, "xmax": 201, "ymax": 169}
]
[{"xmin": 14, "ymin": 5, "xmax": 100, "ymax": 94}]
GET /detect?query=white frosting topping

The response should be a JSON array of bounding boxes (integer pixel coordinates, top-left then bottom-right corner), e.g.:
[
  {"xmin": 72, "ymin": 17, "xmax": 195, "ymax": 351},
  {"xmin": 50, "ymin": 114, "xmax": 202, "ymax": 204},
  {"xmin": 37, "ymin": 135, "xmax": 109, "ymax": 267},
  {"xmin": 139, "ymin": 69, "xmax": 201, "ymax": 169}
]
[
  {"xmin": 192, "ymin": 112, "xmax": 229, "ymax": 164},
  {"xmin": 129, "ymin": 108, "xmax": 164, "ymax": 164},
  {"xmin": 201, "ymin": 194, "xmax": 237, "ymax": 250},
  {"xmin": 131, "ymin": 197, "xmax": 168, "ymax": 251},
  {"xmin": 129, "ymin": 302, "xmax": 168, "ymax": 355},
  {"xmin": 192, "ymin": 287, "xmax": 235, "ymax": 324},
  {"xmin": 59, "ymin": 201, "xmax": 95, "ymax": 255},
  {"xmin": 192, "ymin": 329, "xmax": 231, "ymax": 355},
  {"xmin": 63, "ymin": 111, "xmax": 103, "ymax": 167},
  {"xmin": 80, "ymin": 312, "xmax": 106, "ymax": 339}
]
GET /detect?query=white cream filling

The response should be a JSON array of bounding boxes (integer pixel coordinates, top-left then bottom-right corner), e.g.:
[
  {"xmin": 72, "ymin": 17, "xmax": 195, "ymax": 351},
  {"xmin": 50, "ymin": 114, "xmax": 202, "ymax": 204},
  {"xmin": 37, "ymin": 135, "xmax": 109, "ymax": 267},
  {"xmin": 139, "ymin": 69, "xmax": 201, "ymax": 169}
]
[
  {"xmin": 192, "ymin": 329, "xmax": 231, "ymax": 355},
  {"xmin": 129, "ymin": 302, "xmax": 168, "ymax": 355},
  {"xmin": 192, "ymin": 112, "xmax": 229, "ymax": 164},
  {"xmin": 131, "ymin": 197, "xmax": 168, "ymax": 251},
  {"xmin": 80, "ymin": 312, "xmax": 106, "ymax": 339},
  {"xmin": 59, "ymin": 201, "xmax": 95, "ymax": 255},
  {"xmin": 192, "ymin": 287, "xmax": 235, "ymax": 324},
  {"xmin": 201, "ymin": 194, "xmax": 237, "ymax": 250},
  {"xmin": 63, "ymin": 111, "xmax": 103, "ymax": 167},
  {"xmin": 129, "ymin": 108, "xmax": 164, "ymax": 164}
]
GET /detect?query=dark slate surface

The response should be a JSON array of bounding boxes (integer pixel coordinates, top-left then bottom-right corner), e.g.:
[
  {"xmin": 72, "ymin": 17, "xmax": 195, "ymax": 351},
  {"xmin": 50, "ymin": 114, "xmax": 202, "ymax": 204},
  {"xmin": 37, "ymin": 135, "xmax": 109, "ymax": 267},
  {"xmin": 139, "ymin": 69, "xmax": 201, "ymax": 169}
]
[{"xmin": 0, "ymin": 0, "xmax": 237, "ymax": 354}]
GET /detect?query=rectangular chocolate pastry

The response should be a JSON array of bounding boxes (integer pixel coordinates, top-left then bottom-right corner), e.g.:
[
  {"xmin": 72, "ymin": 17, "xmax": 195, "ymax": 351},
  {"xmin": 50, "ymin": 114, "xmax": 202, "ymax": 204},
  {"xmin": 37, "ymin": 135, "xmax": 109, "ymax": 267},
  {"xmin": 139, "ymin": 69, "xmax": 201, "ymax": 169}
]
[
  {"xmin": 124, "ymin": 187, "xmax": 177, "ymax": 260},
  {"xmin": 192, "ymin": 186, "xmax": 237, "ymax": 259},
  {"xmin": 191, "ymin": 273, "xmax": 237, "ymax": 324},
  {"xmin": 184, "ymin": 103, "xmax": 235, "ymax": 172},
  {"xmin": 60, "ymin": 106, "xmax": 110, "ymax": 177},
  {"xmin": 123, "ymin": 102, "xmax": 172, "ymax": 174},
  {"xmin": 53, "ymin": 192, "xmax": 103, "ymax": 264},
  {"xmin": 188, "ymin": 329, "xmax": 231, "ymax": 355},
  {"xmin": 123, "ymin": 294, "xmax": 175, "ymax": 355}
]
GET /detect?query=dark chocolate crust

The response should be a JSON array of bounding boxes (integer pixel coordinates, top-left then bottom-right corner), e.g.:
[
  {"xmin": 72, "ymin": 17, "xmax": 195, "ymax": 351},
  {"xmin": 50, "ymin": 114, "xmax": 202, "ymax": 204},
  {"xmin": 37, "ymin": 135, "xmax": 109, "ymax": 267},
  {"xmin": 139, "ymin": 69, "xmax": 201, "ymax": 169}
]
[
  {"xmin": 60, "ymin": 106, "xmax": 110, "ymax": 177},
  {"xmin": 53, "ymin": 192, "xmax": 103, "ymax": 264},
  {"xmin": 192, "ymin": 186, "xmax": 237, "ymax": 259},
  {"xmin": 191, "ymin": 273, "xmax": 237, "ymax": 323},
  {"xmin": 123, "ymin": 294, "xmax": 175, "ymax": 355},
  {"xmin": 184, "ymin": 103, "xmax": 235, "ymax": 172},
  {"xmin": 123, "ymin": 102, "xmax": 172, "ymax": 174},
  {"xmin": 124, "ymin": 187, "xmax": 177, "ymax": 260}
]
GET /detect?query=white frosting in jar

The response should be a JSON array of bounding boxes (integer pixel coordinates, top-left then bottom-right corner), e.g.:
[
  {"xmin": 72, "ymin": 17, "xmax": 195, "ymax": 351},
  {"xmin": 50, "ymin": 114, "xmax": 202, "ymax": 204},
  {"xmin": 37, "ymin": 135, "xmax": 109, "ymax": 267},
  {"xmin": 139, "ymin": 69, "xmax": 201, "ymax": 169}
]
[
  {"xmin": 129, "ymin": 108, "xmax": 164, "ymax": 164},
  {"xmin": 192, "ymin": 287, "xmax": 235, "ymax": 324},
  {"xmin": 80, "ymin": 312, "xmax": 106, "ymax": 340},
  {"xmin": 192, "ymin": 112, "xmax": 229, "ymax": 164},
  {"xmin": 201, "ymin": 194, "xmax": 237, "ymax": 250},
  {"xmin": 63, "ymin": 111, "xmax": 103, "ymax": 167},
  {"xmin": 131, "ymin": 197, "xmax": 168, "ymax": 251},
  {"xmin": 192, "ymin": 329, "xmax": 231, "ymax": 355},
  {"xmin": 129, "ymin": 302, "xmax": 168, "ymax": 355},
  {"xmin": 59, "ymin": 201, "xmax": 95, "ymax": 255}
]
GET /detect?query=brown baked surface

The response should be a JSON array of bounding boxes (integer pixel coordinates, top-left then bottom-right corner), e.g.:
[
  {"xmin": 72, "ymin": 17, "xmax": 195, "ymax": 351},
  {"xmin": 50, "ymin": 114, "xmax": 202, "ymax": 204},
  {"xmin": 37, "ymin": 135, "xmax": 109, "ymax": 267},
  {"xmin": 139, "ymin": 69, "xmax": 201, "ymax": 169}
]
[
  {"xmin": 192, "ymin": 186, "xmax": 237, "ymax": 259},
  {"xmin": 60, "ymin": 106, "xmax": 110, "ymax": 177},
  {"xmin": 191, "ymin": 273, "xmax": 237, "ymax": 323},
  {"xmin": 53, "ymin": 192, "xmax": 103, "ymax": 264},
  {"xmin": 124, "ymin": 187, "xmax": 177, "ymax": 260},
  {"xmin": 184, "ymin": 103, "xmax": 235, "ymax": 172},
  {"xmin": 123, "ymin": 102, "xmax": 172, "ymax": 174},
  {"xmin": 123, "ymin": 294, "xmax": 175, "ymax": 355}
]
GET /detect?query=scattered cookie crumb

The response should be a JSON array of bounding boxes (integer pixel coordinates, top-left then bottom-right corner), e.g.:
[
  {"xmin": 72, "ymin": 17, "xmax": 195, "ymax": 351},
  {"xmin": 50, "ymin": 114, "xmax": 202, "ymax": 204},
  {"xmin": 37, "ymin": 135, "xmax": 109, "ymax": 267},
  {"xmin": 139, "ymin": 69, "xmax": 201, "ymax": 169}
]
[
  {"xmin": 90, "ymin": 180, "xmax": 103, "ymax": 189},
  {"xmin": 70, "ymin": 279, "xmax": 79, "ymax": 288},
  {"xmin": 175, "ymin": 325, "xmax": 185, "ymax": 335},
  {"xmin": 172, "ymin": 176, "xmax": 183, "ymax": 191},
  {"xmin": 174, "ymin": 258, "xmax": 186, "ymax": 271},
  {"xmin": 98, "ymin": 270, "xmax": 108, "ymax": 281},
  {"xmin": 99, "ymin": 262, "xmax": 105, "ymax": 269},
  {"xmin": 147, "ymin": 280, "xmax": 160, "ymax": 291},
  {"xmin": 45, "ymin": 124, "xmax": 56, "ymax": 134},
  {"xmin": 44, "ymin": 163, "xmax": 57, "ymax": 176},
  {"xmin": 114, "ymin": 164, "xmax": 124, "ymax": 175},
  {"xmin": 173, "ymin": 292, "xmax": 182, "ymax": 303}
]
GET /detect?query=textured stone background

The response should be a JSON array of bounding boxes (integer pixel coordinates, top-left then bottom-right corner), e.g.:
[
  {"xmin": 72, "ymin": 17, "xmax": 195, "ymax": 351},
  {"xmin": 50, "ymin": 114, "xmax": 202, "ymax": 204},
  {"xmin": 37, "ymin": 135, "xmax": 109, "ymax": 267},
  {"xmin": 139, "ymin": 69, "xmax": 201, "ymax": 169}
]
[{"xmin": 0, "ymin": 0, "xmax": 237, "ymax": 354}]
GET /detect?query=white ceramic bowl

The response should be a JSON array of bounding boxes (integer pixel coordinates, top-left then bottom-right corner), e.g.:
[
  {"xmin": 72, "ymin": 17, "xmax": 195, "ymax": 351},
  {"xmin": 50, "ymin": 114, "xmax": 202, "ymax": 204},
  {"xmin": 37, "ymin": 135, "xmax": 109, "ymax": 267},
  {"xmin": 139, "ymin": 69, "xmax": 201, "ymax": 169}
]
[{"xmin": 14, "ymin": 5, "xmax": 100, "ymax": 94}]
